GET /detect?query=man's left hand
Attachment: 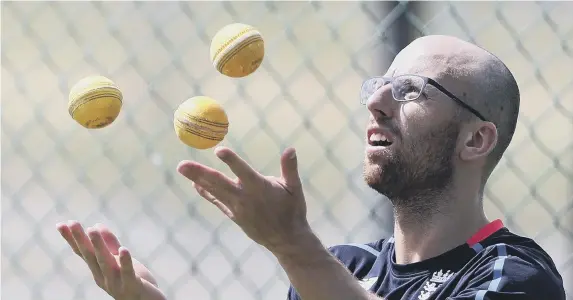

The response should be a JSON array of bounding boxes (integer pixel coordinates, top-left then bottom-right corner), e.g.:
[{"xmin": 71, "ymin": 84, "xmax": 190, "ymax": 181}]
[{"xmin": 177, "ymin": 146, "xmax": 312, "ymax": 254}]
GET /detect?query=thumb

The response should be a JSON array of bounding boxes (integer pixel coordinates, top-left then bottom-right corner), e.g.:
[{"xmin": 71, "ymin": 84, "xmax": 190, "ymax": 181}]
[{"xmin": 280, "ymin": 147, "xmax": 301, "ymax": 190}]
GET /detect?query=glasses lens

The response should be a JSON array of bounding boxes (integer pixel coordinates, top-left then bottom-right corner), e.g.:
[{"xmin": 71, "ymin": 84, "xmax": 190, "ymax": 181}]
[
  {"xmin": 360, "ymin": 77, "xmax": 390, "ymax": 104},
  {"xmin": 393, "ymin": 75, "xmax": 424, "ymax": 101}
]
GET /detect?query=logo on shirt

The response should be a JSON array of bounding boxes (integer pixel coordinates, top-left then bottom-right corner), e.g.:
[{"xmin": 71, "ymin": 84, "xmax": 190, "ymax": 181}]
[
  {"xmin": 418, "ymin": 269, "xmax": 454, "ymax": 300},
  {"xmin": 358, "ymin": 276, "xmax": 378, "ymax": 291}
]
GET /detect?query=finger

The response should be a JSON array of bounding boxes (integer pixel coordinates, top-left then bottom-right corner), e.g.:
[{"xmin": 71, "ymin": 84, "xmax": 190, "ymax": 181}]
[
  {"xmin": 69, "ymin": 221, "xmax": 104, "ymax": 285},
  {"xmin": 194, "ymin": 182, "xmax": 235, "ymax": 219},
  {"xmin": 280, "ymin": 147, "xmax": 302, "ymax": 190},
  {"xmin": 177, "ymin": 160, "xmax": 237, "ymax": 189},
  {"xmin": 56, "ymin": 222, "xmax": 81, "ymax": 256},
  {"xmin": 214, "ymin": 146, "xmax": 261, "ymax": 187},
  {"xmin": 177, "ymin": 160, "xmax": 240, "ymax": 202},
  {"xmin": 118, "ymin": 247, "xmax": 140, "ymax": 293},
  {"xmin": 87, "ymin": 228, "xmax": 120, "ymax": 282},
  {"xmin": 193, "ymin": 181, "xmax": 217, "ymax": 202},
  {"xmin": 95, "ymin": 223, "xmax": 121, "ymax": 255},
  {"xmin": 212, "ymin": 200, "xmax": 235, "ymax": 219}
]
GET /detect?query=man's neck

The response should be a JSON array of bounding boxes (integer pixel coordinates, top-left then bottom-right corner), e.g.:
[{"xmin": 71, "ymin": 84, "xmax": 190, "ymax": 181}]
[{"xmin": 391, "ymin": 192, "xmax": 489, "ymax": 265}]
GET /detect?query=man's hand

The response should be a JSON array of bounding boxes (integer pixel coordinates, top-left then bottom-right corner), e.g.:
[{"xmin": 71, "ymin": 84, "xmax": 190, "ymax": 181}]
[
  {"xmin": 177, "ymin": 146, "xmax": 313, "ymax": 254},
  {"xmin": 178, "ymin": 147, "xmax": 381, "ymax": 300},
  {"xmin": 56, "ymin": 221, "xmax": 167, "ymax": 300}
]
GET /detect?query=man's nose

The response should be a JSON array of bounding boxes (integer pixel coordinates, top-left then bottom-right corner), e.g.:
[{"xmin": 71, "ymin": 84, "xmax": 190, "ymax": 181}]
[{"xmin": 366, "ymin": 84, "xmax": 396, "ymax": 120}]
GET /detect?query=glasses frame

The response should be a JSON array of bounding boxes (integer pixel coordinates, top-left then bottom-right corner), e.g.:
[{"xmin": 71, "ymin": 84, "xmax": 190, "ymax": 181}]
[{"xmin": 360, "ymin": 74, "xmax": 487, "ymax": 122}]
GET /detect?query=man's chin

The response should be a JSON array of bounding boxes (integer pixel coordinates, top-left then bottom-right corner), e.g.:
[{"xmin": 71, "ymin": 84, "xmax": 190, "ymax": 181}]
[
  {"xmin": 365, "ymin": 146, "xmax": 394, "ymax": 162},
  {"xmin": 363, "ymin": 160, "xmax": 404, "ymax": 198},
  {"xmin": 363, "ymin": 164, "xmax": 387, "ymax": 191}
]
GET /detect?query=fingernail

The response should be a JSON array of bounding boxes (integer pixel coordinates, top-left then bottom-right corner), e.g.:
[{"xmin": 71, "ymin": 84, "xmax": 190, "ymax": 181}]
[
  {"xmin": 214, "ymin": 147, "xmax": 227, "ymax": 158},
  {"xmin": 289, "ymin": 149, "xmax": 297, "ymax": 159},
  {"xmin": 87, "ymin": 227, "xmax": 98, "ymax": 236},
  {"xmin": 176, "ymin": 161, "xmax": 191, "ymax": 172}
]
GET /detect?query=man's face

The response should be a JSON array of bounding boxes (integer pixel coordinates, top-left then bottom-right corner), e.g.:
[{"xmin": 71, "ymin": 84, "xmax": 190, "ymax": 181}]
[{"xmin": 362, "ymin": 48, "xmax": 464, "ymax": 205}]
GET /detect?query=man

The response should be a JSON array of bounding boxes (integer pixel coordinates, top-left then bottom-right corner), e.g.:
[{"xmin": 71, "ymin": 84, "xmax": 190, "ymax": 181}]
[{"xmin": 57, "ymin": 35, "xmax": 566, "ymax": 300}]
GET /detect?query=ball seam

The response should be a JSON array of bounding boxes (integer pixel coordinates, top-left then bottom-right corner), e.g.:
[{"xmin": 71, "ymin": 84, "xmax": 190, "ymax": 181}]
[
  {"xmin": 68, "ymin": 91, "xmax": 122, "ymax": 117},
  {"xmin": 178, "ymin": 113, "xmax": 229, "ymax": 127},
  {"xmin": 212, "ymin": 26, "xmax": 255, "ymax": 62},
  {"xmin": 69, "ymin": 82, "xmax": 119, "ymax": 100},
  {"xmin": 174, "ymin": 120, "xmax": 227, "ymax": 141},
  {"xmin": 216, "ymin": 34, "xmax": 263, "ymax": 73}
]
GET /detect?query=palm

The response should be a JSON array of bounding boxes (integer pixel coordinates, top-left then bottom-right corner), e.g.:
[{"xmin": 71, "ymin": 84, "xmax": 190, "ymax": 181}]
[
  {"xmin": 99, "ymin": 232, "xmax": 165, "ymax": 300},
  {"xmin": 178, "ymin": 147, "xmax": 309, "ymax": 252},
  {"xmin": 124, "ymin": 256, "xmax": 155, "ymax": 286},
  {"xmin": 57, "ymin": 222, "xmax": 167, "ymax": 300},
  {"xmin": 112, "ymin": 255, "xmax": 164, "ymax": 300}
]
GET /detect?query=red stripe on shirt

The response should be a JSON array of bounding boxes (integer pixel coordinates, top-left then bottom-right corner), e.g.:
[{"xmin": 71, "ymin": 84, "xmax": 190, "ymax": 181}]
[{"xmin": 466, "ymin": 219, "xmax": 504, "ymax": 246}]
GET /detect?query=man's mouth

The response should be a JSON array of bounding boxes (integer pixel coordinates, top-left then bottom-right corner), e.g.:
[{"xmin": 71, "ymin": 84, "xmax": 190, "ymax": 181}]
[
  {"xmin": 367, "ymin": 127, "xmax": 395, "ymax": 147},
  {"xmin": 369, "ymin": 132, "xmax": 393, "ymax": 147}
]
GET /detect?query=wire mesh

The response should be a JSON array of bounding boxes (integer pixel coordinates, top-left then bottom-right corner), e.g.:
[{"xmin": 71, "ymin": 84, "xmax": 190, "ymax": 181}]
[{"xmin": 2, "ymin": 1, "xmax": 572, "ymax": 300}]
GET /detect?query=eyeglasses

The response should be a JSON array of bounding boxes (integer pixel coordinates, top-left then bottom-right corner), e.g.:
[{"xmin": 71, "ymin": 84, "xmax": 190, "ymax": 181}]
[{"xmin": 360, "ymin": 74, "xmax": 487, "ymax": 121}]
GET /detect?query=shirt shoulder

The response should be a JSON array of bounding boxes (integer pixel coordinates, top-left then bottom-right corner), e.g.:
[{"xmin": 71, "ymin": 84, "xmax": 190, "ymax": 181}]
[
  {"xmin": 451, "ymin": 231, "xmax": 566, "ymax": 299},
  {"xmin": 327, "ymin": 239, "xmax": 385, "ymax": 271}
]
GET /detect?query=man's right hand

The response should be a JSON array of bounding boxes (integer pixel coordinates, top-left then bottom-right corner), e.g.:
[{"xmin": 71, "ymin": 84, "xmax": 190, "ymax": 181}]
[{"xmin": 57, "ymin": 221, "xmax": 167, "ymax": 300}]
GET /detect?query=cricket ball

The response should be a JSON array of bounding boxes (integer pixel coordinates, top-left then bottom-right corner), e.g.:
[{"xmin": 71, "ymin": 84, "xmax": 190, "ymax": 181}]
[
  {"xmin": 173, "ymin": 96, "xmax": 229, "ymax": 149},
  {"xmin": 68, "ymin": 75, "xmax": 123, "ymax": 129},
  {"xmin": 210, "ymin": 23, "xmax": 265, "ymax": 78}
]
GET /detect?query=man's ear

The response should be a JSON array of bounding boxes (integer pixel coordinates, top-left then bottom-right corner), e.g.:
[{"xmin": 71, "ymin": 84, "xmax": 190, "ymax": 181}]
[{"xmin": 459, "ymin": 122, "xmax": 498, "ymax": 162}]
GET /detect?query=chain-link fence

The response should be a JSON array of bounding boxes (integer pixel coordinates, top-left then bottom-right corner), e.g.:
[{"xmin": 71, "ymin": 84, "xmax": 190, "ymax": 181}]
[{"xmin": 2, "ymin": 1, "xmax": 572, "ymax": 299}]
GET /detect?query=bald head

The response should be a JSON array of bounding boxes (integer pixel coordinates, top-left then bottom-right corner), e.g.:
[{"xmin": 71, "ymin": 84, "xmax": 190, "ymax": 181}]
[{"xmin": 393, "ymin": 35, "xmax": 520, "ymax": 179}]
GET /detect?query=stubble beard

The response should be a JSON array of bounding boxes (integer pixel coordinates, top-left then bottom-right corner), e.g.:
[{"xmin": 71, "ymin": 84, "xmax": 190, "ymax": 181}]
[{"xmin": 363, "ymin": 121, "xmax": 461, "ymax": 218}]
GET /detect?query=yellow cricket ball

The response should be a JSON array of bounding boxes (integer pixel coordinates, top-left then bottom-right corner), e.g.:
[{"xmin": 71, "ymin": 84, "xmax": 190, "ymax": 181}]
[
  {"xmin": 210, "ymin": 23, "xmax": 265, "ymax": 78},
  {"xmin": 68, "ymin": 75, "xmax": 123, "ymax": 129},
  {"xmin": 173, "ymin": 96, "xmax": 229, "ymax": 149}
]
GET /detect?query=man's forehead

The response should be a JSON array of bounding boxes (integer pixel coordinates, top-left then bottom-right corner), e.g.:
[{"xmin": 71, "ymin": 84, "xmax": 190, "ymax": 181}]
[
  {"xmin": 386, "ymin": 54, "xmax": 449, "ymax": 79},
  {"xmin": 385, "ymin": 35, "xmax": 486, "ymax": 80}
]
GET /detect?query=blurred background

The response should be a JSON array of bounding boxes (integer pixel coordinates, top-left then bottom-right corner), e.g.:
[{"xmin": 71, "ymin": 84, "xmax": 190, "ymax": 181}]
[{"xmin": 2, "ymin": 1, "xmax": 572, "ymax": 300}]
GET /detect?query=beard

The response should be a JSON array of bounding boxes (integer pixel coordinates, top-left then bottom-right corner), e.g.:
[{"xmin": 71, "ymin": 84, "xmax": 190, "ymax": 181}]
[{"xmin": 363, "ymin": 119, "xmax": 461, "ymax": 211}]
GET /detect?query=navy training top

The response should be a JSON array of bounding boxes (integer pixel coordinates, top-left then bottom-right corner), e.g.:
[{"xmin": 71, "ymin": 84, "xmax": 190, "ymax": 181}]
[{"xmin": 287, "ymin": 219, "xmax": 566, "ymax": 300}]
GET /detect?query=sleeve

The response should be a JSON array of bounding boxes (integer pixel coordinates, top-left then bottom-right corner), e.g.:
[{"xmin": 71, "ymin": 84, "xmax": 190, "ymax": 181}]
[
  {"xmin": 447, "ymin": 248, "xmax": 566, "ymax": 300},
  {"xmin": 286, "ymin": 285, "xmax": 301, "ymax": 300}
]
